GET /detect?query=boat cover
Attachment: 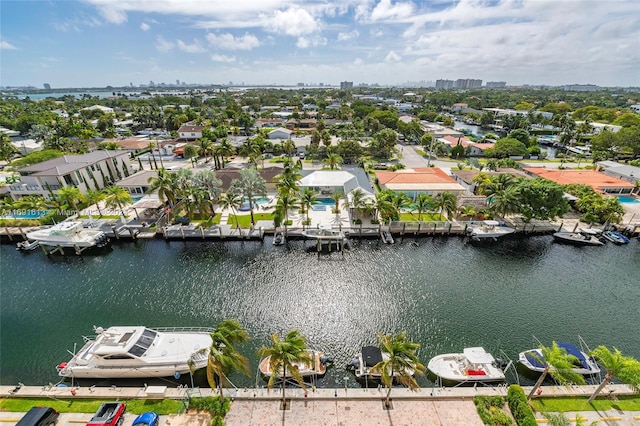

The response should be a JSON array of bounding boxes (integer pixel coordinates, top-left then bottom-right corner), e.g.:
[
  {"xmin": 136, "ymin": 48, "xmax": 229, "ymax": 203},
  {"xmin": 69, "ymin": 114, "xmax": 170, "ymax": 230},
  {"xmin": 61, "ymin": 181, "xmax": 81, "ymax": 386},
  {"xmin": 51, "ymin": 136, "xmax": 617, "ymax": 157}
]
[
  {"xmin": 361, "ymin": 346, "xmax": 383, "ymax": 367},
  {"xmin": 524, "ymin": 342, "xmax": 589, "ymax": 370},
  {"xmin": 463, "ymin": 347, "xmax": 495, "ymax": 364}
]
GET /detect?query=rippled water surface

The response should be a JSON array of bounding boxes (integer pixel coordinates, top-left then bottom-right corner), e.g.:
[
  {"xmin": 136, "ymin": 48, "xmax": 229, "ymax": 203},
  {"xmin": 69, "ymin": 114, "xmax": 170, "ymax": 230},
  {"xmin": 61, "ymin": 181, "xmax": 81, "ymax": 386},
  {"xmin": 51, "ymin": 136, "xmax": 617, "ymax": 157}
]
[{"xmin": 1, "ymin": 236, "xmax": 639, "ymax": 388}]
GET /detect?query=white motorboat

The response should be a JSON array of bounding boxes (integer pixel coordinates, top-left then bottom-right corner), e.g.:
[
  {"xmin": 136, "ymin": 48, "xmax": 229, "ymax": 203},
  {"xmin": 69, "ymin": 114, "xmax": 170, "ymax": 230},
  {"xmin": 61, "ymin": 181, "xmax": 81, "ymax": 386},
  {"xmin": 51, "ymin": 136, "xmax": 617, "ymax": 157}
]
[
  {"xmin": 347, "ymin": 346, "xmax": 414, "ymax": 381},
  {"xmin": 518, "ymin": 342, "xmax": 601, "ymax": 376},
  {"xmin": 259, "ymin": 349, "xmax": 331, "ymax": 380},
  {"xmin": 26, "ymin": 221, "xmax": 109, "ymax": 249},
  {"xmin": 428, "ymin": 347, "xmax": 506, "ymax": 385},
  {"xmin": 301, "ymin": 227, "xmax": 346, "ymax": 240},
  {"xmin": 553, "ymin": 228, "xmax": 604, "ymax": 246},
  {"xmin": 466, "ymin": 220, "xmax": 515, "ymax": 241},
  {"xmin": 16, "ymin": 239, "xmax": 40, "ymax": 251},
  {"xmin": 57, "ymin": 325, "xmax": 213, "ymax": 379}
]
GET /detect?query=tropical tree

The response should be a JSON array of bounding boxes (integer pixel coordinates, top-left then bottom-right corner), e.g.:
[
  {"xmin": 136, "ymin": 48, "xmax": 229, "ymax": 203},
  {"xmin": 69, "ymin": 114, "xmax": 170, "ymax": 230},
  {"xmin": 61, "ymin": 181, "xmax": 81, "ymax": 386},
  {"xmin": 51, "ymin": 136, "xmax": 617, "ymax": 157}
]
[
  {"xmin": 193, "ymin": 169, "xmax": 223, "ymax": 216},
  {"xmin": 588, "ymin": 346, "xmax": 640, "ymax": 403},
  {"xmin": 347, "ymin": 188, "xmax": 370, "ymax": 221},
  {"xmin": 230, "ymin": 168, "xmax": 266, "ymax": 225},
  {"xmin": 148, "ymin": 169, "xmax": 177, "ymax": 207},
  {"xmin": 299, "ymin": 188, "xmax": 318, "ymax": 222},
  {"xmin": 373, "ymin": 190, "xmax": 395, "ymax": 224},
  {"xmin": 104, "ymin": 186, "xmax": 133, "ymax": 216},
  {"xmin": 373, "ymin": 331, "xmax": 425, "ymax": 408},
  {"xmin": 216, "ymin": 138, "xmax": 235, "ymax": 169},
  {"xmin": 258, "ymin": 330, "xmax": 311, "ymax": 409},
  {"xmin": 85, "ymin": 189, "xmax": 106, "ymax": 217},
  {"xmin": 0, "ymin": 133, "xmax": 17, "ymax": 163},
  {"xmin": 488, "ymin": 185, "xmax": 521, "ymax": 218},
  {"xmin": 527, "ymin": 342, "xmax": 586, "ymax": 401},
  {"xmin": 330, "ymin": 191, "xmax": 345, "ymax": 214},
  {"xmin": 204, "ymin": 319, "xmax": 250, "ymax": 401},
  {"xmin": 218, "ymin": 190, "xmax": 243, "ymax": 230},
  {"xmin": 323, "ymin": 153, "xmax": 343, "ymax": 170},
  {"xmin": 412, "ymin": 193, "xmax": 433, "ymax": 221},
  {"xmin": 433, "ymin": 192, "xmax": 457, "ymax": 220},
  {"xmin": 276, "ymin": 191, "xmax": 300, "ymax": 231},
  {"xmin": 56, "ymin": 186, "xmax": 83, "ymax": 211}
]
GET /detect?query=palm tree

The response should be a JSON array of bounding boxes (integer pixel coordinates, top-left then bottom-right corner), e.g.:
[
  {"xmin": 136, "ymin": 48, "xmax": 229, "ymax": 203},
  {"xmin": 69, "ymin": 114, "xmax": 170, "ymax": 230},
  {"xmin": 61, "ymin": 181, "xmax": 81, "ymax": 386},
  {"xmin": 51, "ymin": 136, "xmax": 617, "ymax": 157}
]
[
  {"xmin": 148, "ymin": 169, "xmax": 177, "ymax": 207},
  {"xmin": 588, "ymin": 346, "xmax": 640, "ymax": 403},
  {"xmin": 218, "ymin": 190, "xmax": 243, "ymax": 230},
  {"xmin": 488, "ymin": 186, "xmax": 521, "ymax": 218},
  {"xmin": 276, "ymin": 191, "xmax": 300, "ymax": 232},
  {"xmin": 216, "ymin": 138, "xmax": 235, "ymax": 169},
  {"xmin": 104, "ymin": 186, "xmax": 133, "ymax": 216},
  {"xmin": 282, "ymin": 139, "xmax": 296, "ymax": 157},
  {"xmin": 299, "ymin": 188, "xmax": 318, "ymax": 222},
  {"xmin": 478, "ymin": 173, "xmax": 516, "ymax": 197},
  {"xmin": 258, "ymin": 330, "xmax": 311, "ymax": 409},
  {"xmin": 412, "ymin": 193, "xmax": 433, "ymax": 221},
  {"xmin": 0, "ymin": 133, "xmax": 17, "ymax": 164},
  {"xmin": 230, "ymin": 169, "xmax": 267, "ymax": 225},
  {"xmin": 276, "ymin": 158, "xmax": 302, "ymax": 196},
  {"xmin": 527, "ymin": 342, "xmax": 586, "ymax": 401},
  {"xmin": 198, "ymin": 138, "xmax": 213, "ymax": 163},
  {"xmin": 85, "ymin": 189, "xmax": 106, "ymax": 217},
  {"xmin": 56, "ymin": 186, "xmax": 83, "ymax": 211},
  {"xmin": 330, "ymin": 191, "xmax": 345, "ymax": 214},
  {"xmin": 205, "ymin": 319, "xmax": 250, "ymax": 401},
  {"xmin": 193, "ymin": 169, "xmax": 222, "ymax": 216},
  {"xmin": 373, "ymin": 331, "xmax": 425, "ymax": 408},
  {"xmin": 433, "ymin": 192, "xmax": 457, "ymax": 220},
  {"xmin": 373, "ymin": 190, "xmax": 395, "ymax": 224},
  {"xmin": 322, "ymin": 153, "xmax": 343, "ymax": 170},
  {"xmin": 390, "ymin": 192, "xmax": 411, "ymax": 220}
]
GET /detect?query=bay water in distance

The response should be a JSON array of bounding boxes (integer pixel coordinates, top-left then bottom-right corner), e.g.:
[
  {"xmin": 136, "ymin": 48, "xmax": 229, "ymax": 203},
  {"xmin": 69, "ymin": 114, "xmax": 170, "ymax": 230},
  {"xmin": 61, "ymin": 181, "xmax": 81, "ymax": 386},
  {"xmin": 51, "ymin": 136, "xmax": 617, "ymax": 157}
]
[{"xmin": 1, "ymin": 236, "xmax": 638, "ymax": 388}]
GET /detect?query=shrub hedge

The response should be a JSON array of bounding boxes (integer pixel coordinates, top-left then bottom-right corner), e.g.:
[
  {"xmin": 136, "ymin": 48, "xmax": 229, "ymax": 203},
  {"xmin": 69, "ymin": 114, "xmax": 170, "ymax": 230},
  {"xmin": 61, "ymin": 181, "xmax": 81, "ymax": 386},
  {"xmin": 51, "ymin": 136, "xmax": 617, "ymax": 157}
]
[
  {"xmin": 507, "ymin": 385, "xmax": 537, "ymax": 426},
  {"xmin": 473, "ymin": 395, "xmax": 514, "ymax": 425}
]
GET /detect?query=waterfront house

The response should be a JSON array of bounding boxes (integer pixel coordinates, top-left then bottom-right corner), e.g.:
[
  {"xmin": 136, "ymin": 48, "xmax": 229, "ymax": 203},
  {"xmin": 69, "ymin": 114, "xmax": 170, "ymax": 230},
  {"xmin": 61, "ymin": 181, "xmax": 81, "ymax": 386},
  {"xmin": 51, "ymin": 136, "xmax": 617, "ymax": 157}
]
[
  {"xmin": 299, "ymin": 170, "xmax": 375, "ymax": 200},
  {"xmin": 375, "ymin": 168, "xmax": 466, "ymax": 200},
  {"xmin": 523, "ymin": 168, "xmax": 635, "ymax": 195},
  {"xmin": 596, "ymin": 161, "xmax": 640, "ymax": 189},
  {"xmin": 451, "ymin": 168, "xmax": 529, "ymax": 195},
  {"xmin": 177, "ymin": 125, "xmax": 205, "ymax": 140},
  {"xmin": 115, "ymin": 170, "xmax": 157, "ymax": 198},
  {"xmin": 215, "ymin": 166, "xmax": 282, "ymax": 192},
  {"xmin": 8, "ymin": 150, "xmax": 132, "ymax": 201},
  {"xmin": 268, "ymin": 128, "xmax": 293, "ymax": 140}
]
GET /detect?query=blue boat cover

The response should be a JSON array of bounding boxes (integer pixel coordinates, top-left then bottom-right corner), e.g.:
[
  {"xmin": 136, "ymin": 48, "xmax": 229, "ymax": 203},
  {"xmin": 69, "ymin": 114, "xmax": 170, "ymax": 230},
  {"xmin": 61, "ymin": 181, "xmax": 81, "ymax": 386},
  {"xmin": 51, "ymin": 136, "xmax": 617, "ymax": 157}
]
[{"xmin": 525, "ymin": 342, "xmax": 588, "ymax": 370}]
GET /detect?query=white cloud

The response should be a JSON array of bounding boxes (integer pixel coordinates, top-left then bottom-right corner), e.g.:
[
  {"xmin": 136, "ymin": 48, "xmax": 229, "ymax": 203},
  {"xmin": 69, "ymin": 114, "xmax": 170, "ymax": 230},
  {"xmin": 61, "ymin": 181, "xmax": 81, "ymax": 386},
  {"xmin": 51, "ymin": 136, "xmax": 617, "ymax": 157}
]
[
  {"xmin": 177, "ymin": 39, "xmax": 205, "ymax": 53},
  {"xmin": 296, "ymin": 36, "xmax": 327, "ymax": 48},
  {"xmin": 97, "ymin": 5, "xmax": 127, "ymax": 24},
  {"xmin": 206, "ymin": 33, "xmax": 260, "ymax": 50},
  {"xmin": 211, "ymin": 54, "xmax": 236, "ymax": 63},
  {"xmin": 370, "ymin": 0, "xmax": 414, "ymax": 21},
  {"xmin": 140, "ymin": 22, "xmax": 150, "ymax": 31},
  {"xmin": 353, "ymin": 57, "xmax": 363, "ymax": 65},
  {"xmin": 338, "ymin": 30, "xmax": 359, "ymax": 41},
  {"xmin": 155, "ymin": 35, "xmax": 174, "ymax": 52},
  {"xmin": 0, "ymin": 40, "xmax": 18, "ymax": 50},
  {"xmin": 385, "ymin": 50, "xmax": 401, "ymax": 63},
  {"xmin": 265, "ymin": 7, "xmax": 321, "ymax": 36}
]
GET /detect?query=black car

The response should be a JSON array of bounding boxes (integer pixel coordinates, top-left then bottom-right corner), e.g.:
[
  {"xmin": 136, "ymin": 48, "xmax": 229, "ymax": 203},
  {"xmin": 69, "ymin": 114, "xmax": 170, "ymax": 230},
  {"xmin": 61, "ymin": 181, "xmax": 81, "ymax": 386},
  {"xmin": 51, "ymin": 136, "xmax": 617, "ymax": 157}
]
[{"xmin": 16, "ymin": 407, "xmax": 59, "ymax": 426}]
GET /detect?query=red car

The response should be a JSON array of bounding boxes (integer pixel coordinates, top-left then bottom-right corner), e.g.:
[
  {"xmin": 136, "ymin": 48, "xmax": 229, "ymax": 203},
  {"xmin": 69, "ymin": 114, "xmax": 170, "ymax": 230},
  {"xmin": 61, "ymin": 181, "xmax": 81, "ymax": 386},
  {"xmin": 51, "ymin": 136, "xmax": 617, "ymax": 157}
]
[{"xmin": 86, "ymin": 403, "xmax": 126, "ymax": 426}]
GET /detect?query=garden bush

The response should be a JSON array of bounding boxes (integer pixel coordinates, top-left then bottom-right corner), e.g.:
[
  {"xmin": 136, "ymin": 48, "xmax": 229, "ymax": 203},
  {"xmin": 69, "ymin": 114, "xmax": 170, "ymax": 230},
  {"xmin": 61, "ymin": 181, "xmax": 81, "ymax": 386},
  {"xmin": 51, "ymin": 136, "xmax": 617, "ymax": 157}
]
[
  {"xmin": 507, "ymin": 385, "xmax": 537, "ymax": 426},
  {"xmin": 473, "ymin": 395, "xmax": 514, "ymax": 426}
]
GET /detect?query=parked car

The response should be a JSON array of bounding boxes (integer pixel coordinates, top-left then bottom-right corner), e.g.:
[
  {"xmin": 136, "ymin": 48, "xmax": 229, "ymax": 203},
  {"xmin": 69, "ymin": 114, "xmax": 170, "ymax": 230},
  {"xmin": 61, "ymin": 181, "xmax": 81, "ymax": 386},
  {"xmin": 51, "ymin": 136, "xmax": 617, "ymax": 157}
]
[
  {"xmin": 16, "ymin": 406, "xmax": 59, "ymax": 426},
  {"xmin": 131, "ymin": 412, "xmax": 159, "ymax": 426},
  {"xmin": 86, "ymin": 403, "xmax": 126, "ymax": 426}
]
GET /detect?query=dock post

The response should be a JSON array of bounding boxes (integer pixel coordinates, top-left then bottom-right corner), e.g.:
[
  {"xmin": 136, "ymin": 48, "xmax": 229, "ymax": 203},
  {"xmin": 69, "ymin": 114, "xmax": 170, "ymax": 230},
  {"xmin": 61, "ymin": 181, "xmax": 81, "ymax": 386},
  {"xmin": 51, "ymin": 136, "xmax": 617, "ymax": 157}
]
[
  {"xmin": 19, "ymin": 228, "xmax": 27, "ymax": 240},
  {"xmin": 433, "ymin": 223, "xmax": 437, "ymax": 235},
  {"xmin": 572, "ymin": 222, "xmax": 579, "ymax": 232},
  {"xmin": 128, "ymin": 227, "xmax": 137, "ymax": 240},
  {"xmin": 557, "ymin": 222, "xmax": 563, "ymax": 232},
  {"xmin": 416, "ymin": 222, "xmax": 421, "ymax": 237},
  {"xmin": 200, "ymin": 227, "xmax": 205, "ymax": 239},
  {"xmin": 317, "ymin": 239, "xmax": 321, "ymax": 257},
  {"xmin": 111, "ymin": 225, "xmax": 119, "ymax": 240},
  {"xmin": 5, "ymin": 227, "xmax": 12, "ymax": 241},
  {"xmin": 447, "ymin": 222, "xmax": 452, "ymax": 235},
  {"xmin": 163, "ymin": 226, "xmax": 168, "ymax": 239},
  {"xmin": 180, "ymin": 226, "xmax": 185, "ymax": 240},
  {"xmin": 40, "ymin": 244, "xmax": 50, "ymax": 256}
]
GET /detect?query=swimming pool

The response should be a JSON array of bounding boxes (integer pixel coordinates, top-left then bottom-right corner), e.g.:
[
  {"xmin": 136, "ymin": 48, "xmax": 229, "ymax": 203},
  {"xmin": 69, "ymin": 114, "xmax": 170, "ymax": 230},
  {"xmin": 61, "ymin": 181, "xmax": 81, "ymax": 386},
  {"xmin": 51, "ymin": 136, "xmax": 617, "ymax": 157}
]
[
  {"xmin": 617, "ymin": 196, "xmax": 639, "ymax": 204},
  {"xmin": 238, "ymin": 197, "xmax": 272, "ymax": 211},
  {"xmin": 315, "ymin": 197, "xmax": 336, "ymax": 206}
]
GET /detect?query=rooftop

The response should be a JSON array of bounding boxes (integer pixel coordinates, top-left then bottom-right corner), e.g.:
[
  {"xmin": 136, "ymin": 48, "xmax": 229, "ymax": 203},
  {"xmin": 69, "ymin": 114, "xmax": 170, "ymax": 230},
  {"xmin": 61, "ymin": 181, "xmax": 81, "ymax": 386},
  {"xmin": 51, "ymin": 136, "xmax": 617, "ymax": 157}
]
[{"xmin": 523, "ymin": 168, "xmax": 635, "ymax": 190}]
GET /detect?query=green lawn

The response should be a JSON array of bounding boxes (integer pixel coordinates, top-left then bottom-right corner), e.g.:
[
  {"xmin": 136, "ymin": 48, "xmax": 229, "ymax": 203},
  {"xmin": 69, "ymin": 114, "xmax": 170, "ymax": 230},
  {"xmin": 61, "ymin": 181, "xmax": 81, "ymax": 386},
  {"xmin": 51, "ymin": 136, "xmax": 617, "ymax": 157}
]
[
  {"xmin": 531, "ymin": 396, "xmax": 640, "ymax": 412},
  {"xmin": 0, "ymin": 398, "xmax": 184, "ymax": 415},
  {"xmin": 398, "ymin": 213, "xmax": 444, "ymax": 222},
  {"xmin": 228, "ymin": 213, "xmax": 275, "ymax": 228}
]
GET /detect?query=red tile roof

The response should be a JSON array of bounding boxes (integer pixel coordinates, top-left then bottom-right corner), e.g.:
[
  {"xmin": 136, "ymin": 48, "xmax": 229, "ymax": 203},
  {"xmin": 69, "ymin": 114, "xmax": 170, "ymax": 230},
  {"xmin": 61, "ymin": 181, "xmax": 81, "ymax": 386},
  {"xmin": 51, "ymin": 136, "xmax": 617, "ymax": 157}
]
[{"xmin": 523, "ymin": 168, "xmax": 634, "ymax": 191}]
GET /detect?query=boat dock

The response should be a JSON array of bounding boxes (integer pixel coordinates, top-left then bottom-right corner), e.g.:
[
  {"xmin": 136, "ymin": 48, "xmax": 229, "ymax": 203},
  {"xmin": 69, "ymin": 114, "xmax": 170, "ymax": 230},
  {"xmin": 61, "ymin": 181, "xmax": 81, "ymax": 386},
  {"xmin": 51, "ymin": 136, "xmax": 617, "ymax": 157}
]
[{"xmin": 1, "ymin": 384, "xmax": 639, "ymax": 426}]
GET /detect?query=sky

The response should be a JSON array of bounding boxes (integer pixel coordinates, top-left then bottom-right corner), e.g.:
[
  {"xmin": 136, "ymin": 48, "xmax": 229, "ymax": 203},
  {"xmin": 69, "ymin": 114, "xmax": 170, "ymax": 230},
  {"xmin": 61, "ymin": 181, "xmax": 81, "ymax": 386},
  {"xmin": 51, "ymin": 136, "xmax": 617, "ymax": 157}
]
[{"xmin": 1, "ymin": 0, "xmax": 639, "ymax": 89}]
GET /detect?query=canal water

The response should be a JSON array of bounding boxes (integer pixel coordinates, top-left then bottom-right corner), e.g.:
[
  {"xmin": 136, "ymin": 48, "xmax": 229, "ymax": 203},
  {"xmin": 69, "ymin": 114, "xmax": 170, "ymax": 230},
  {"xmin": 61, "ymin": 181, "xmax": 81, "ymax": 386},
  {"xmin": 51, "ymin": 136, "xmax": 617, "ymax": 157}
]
[{"xmin": 1, "ymin": 236, "xmax": 638, "ymax": 388}]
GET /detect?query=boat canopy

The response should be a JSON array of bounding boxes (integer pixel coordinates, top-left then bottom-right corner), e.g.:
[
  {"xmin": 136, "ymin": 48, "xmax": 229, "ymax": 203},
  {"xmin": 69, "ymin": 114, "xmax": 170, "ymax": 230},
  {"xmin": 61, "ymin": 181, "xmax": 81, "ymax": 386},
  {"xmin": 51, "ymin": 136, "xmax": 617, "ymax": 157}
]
[
  {"xmin": 463, "ymin": 347, "xmax": 495, "ymax": 364},
  {"xmin": 361, "ymin": 346, "xmax": 383, "ymax": 367},
  {"xmin": 524, "ymin": 351, "xmax": 546, "ymax": 369},
  {"xmin": 525, "ymin": 342, "xmax": 589, "ymax": 370}
]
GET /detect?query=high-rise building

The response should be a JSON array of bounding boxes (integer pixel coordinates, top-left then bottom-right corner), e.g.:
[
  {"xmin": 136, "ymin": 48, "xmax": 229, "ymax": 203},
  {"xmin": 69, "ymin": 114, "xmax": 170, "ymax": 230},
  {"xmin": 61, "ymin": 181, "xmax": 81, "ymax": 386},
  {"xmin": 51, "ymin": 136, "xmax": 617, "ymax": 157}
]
[
  {"xmin": 455, "ymin": 79, "xmax": 482, "ymax": 89},
  {"xmin": 340, "ymin": 81, "xmax": 353, "ymax": 90},
  {"xmin": 563, "ymin": 84, "xmax": 599, "ymax": 91},
  {"xmin": 176, "ymin": 79, "xmax": 180, "ymax": 85},
  {"xmin": 149, "ymin": 80, "xmax": 155, "ymax": 87},
  {"xmin": 43, "ymin": 83, "xmax": 51, "ymax": 90},
  {"xmin": 435, "ymin": 79, "xmax": 454, "ymax": 90},
  {"xmin": 486, "ymin": 81, "xmax": 507, "ymax": 88}
]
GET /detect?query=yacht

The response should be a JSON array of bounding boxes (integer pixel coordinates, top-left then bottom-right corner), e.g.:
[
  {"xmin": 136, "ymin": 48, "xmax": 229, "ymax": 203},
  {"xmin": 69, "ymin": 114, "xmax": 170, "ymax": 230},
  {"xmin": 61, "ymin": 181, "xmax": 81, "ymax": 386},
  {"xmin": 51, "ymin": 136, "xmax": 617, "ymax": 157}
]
[
  {"xmin": 347, "ymin": 346, "xmax": 414, "ymax": 381},
  {"xmin": 57, "ymin": 325, "xmax": 213, "ymax": 379},
  {"xmin": 519, "ymin": 342, "xmax": 600, "ymax": 376},
  {"xmin": 466, "ymin": 220, "xmax": 515, "ymax": 241},
  {"xmin": 427, "ymin": 347, "xmax": 506, "ymax": 385},
  {"xmin": 553, "ymin": 228, "xmax": 604, "ymax": 246},
  {"xmin": 26, "ymin": 221, "xmax": 109, "ymax": 249},
  {"xmin": 259, "ymin": 349, "xmax": 331, "ymax": 380}
]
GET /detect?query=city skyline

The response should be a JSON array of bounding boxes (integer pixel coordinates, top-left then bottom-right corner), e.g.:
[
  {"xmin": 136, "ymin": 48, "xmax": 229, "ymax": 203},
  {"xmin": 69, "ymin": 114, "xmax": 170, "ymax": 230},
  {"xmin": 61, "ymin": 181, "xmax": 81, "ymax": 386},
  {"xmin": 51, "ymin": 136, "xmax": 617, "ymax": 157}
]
[{"xmin": 1, "ymin": 0, "xmax": 639, "ymax": 88}]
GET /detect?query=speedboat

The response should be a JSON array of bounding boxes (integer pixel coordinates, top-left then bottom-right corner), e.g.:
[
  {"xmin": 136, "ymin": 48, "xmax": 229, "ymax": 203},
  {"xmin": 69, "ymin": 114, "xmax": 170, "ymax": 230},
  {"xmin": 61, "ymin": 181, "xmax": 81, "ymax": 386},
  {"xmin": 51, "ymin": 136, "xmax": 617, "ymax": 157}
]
[
  {"xmin": 259, "ymin": 349, "xmax": 331, "ymax": 380},
  {"xmin": 381, "ymin": 230, "xmax": 394, "ymax": 244},
  {"xmin": 466, "ymin": 220, "xmax": 515, "ymax": 241},
  {"xmin": 553, "ymin": 228, "xmax": 604, "ymax": 246},
  {"xmin": 273, "ymin": 231, "xmax": 285, "ymax": 246},
  {"xmin": 518, "ymin": 342, "xmax": 600, "ymax": 376},
  {"xmin": 347, "ymin": 346, "xmax": 414, "ymax": 381},
  {"xmin": 427, "ymin": 347, "xmax": 506, "ymax": 385},
  {"xmin": 57, "ymin": 325, "xmax": 213, "ymax": 379},
  {"xmin": 301, "ymin": 227, "xmax": 345, "ymax": 240},
  {"xmin": 601, "ymin": 230, "xmax": 630, "ymax": 245},
  {"xmin": 26, "ymin": 221, "xmax": 109, "ymax": 249},
  {"xmin": 16, "ymin": 239, "xmax": 39, "ymax": 251}
]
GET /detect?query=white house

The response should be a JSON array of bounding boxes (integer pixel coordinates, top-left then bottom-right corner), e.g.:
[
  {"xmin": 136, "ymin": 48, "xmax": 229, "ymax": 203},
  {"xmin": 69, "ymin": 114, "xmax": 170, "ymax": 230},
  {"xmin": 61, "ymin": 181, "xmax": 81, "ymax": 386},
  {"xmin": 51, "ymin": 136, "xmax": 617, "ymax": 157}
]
[
  {"xmin": 81, "ymin": 105, "xmax": 114, "ymax": 114},
  {"xmin": 268, "ymin": 128, "xmax": 293, "ymax": 140},
  {"xmin": 178, "ymin": 125, "xmax": 205, "ymax": 140},
  {"xmin": 8, "ymin": 150, "xmax": 132, "ymax": 201}
]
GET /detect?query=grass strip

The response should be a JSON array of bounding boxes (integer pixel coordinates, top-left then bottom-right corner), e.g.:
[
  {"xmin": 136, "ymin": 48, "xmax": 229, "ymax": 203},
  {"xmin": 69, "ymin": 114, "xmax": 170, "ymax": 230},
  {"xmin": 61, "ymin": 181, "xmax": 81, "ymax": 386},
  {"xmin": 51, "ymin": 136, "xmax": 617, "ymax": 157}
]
[
  {"xmin": 531, "ymin": 396, "xmax": 640, "ymax": 412},
  {"xmin": 0, "ymin": 398, "xmax": 184, "ymax": 415}
]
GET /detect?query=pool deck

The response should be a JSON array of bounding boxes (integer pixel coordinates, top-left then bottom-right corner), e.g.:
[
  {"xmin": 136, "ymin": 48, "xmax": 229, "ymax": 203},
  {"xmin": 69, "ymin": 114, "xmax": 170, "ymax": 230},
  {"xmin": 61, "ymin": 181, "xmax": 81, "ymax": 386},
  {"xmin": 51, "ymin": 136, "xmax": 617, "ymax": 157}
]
[{"xmin": 2, "ymin": 384, "xmax": 639, "ymax": 426}]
